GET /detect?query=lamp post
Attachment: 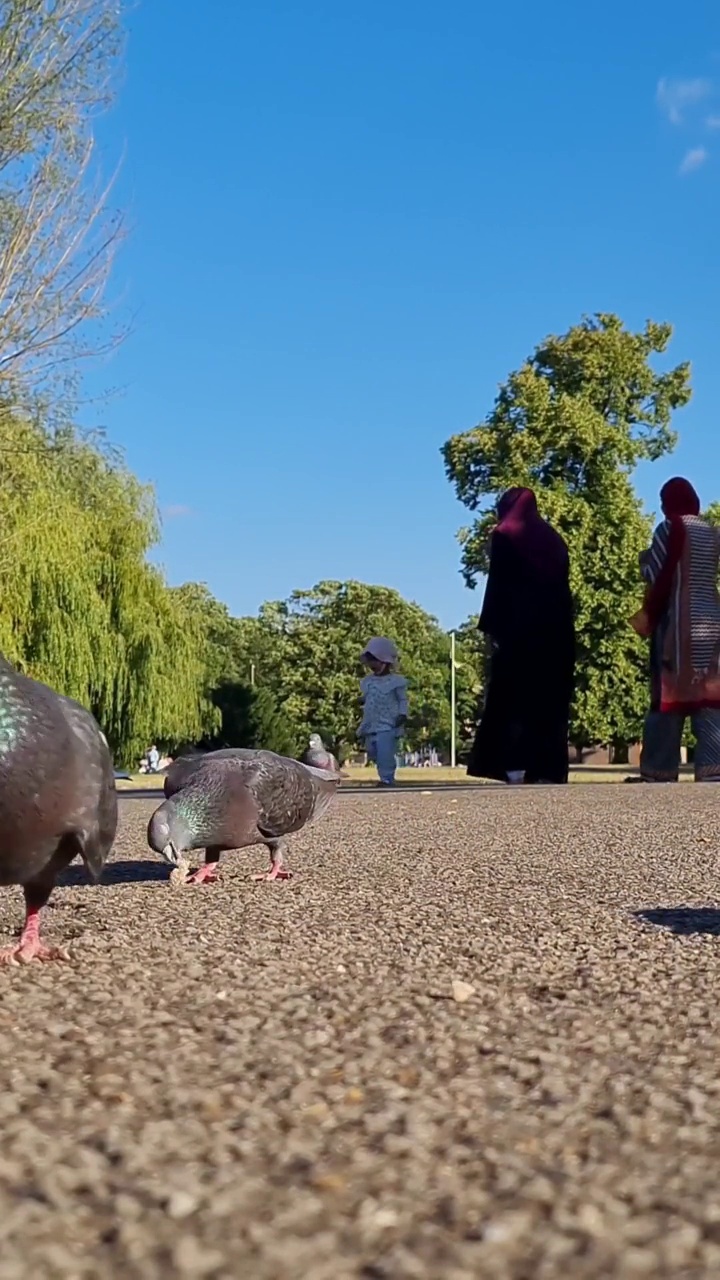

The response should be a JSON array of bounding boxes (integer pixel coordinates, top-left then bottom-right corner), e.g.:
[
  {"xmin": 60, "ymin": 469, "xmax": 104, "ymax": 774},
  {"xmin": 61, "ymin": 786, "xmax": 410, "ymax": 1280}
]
[{"xmin": 450, "ymin": 630, "xmax": 457, "ymax": 769}]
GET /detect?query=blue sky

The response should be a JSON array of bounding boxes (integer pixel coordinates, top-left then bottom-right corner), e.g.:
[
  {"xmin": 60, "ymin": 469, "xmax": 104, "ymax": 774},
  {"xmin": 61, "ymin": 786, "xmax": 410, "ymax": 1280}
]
[{"xmin": 85, "ymin": 0, "xmax": 720, "ymax": 629}]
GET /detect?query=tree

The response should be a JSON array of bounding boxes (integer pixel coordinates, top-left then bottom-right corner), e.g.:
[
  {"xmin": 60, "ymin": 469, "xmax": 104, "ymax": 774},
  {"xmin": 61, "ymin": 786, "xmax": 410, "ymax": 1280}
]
[
  {"xmin": 0, "ymin": 406, "xmax": 219, "ymax": 765},
  {"xmin": 204, "ymin": 682, "xmax": 299, "ymax": 757},
  {"xmin": 256, "ymin": 580, "xmax": 453, "ymax": 759},
  {"xmin": 452, "ymin": 619, "xmax": 486, "ymax": 757},
  {"xmin": 167, "ymin": 587, "xmax": 299, "ymax": 756},
  {"xmin": 442, "ymin": 314, "xmax": 693, "ymax": 751},
  {"xmin": 0, "ymin": 0, "xmax": 125, "ymax": 403},
  {"xmin": 244, "ymin": 685, "xmax": 299, "ymax": 757},
  {"xmin": 703, "ymin": 502, "xmax": 720, "ymax": 529}
]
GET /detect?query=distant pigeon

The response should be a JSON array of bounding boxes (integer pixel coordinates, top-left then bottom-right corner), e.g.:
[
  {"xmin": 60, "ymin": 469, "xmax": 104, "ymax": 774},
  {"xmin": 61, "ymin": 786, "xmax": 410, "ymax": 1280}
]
[
  {"xmin": 301, "ymin": 732, "xmax": 341, "ymax": 773},
  {"xmin": 147, "ymin": 746, "xmax": 340, "ymax": 885},
  {"xmin": 0, "ymin": 657, "xmax": 117, "ymax": 964}
]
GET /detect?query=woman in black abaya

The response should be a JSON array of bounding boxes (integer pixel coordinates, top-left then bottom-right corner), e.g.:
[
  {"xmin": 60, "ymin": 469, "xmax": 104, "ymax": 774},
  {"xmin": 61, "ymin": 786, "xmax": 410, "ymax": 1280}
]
[{"xmin": 467, "ymin": 488, "xmax": 575, "ymax": 785}]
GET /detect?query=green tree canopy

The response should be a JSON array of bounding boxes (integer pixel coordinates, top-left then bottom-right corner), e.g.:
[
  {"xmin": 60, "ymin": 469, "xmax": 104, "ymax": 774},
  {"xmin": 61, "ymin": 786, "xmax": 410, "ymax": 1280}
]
[
  {"xmin": 0, "ymin": 404, "xmax": 470, "ymax": 768},
  {"xmin": 255, "ymin": 580, "xmax": 453, "ymax": 758},
  {"xmin": 204, "ymin": 682, "xmax": 299, "ymax": 758},
  {"xmin": 0, "ymin": 406, "xmax": 219, "ymax": 764},
  {"xmin": 442, "ymin": 314, "xmax": 693, "ymax": 749},
  {"xmin": 703, "ymin": 502, "xmax": 720, "ymax": 528},
  {"xmin": 452, "ymin": 618, "xmax": 486, "ymax": 755}
]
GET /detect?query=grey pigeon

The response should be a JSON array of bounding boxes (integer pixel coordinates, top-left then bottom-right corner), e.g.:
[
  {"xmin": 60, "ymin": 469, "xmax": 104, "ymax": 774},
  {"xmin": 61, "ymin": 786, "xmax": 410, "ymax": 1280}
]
[
  {"xmin": 0, "ymin": 656, "xmax": 118, "ymax": 964},
  {"xmin": 147, "ymin": 746, "xmax": 340, "ymax": 885},
  {"xmin": 301, "ymin": 732, "xmax": 340, "ymax": 773}
]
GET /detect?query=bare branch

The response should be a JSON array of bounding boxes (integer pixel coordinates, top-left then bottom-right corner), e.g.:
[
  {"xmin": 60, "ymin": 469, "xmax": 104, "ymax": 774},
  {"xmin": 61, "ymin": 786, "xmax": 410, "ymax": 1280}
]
[{"xmin": 0, "ymin": 0, "xmax": 125, "ymax": 404}]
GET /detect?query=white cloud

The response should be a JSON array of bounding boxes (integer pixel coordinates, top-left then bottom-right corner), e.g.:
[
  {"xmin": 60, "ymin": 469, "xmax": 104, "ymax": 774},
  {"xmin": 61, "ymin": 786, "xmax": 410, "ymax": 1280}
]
[
  {"xmin": 679, "ymin": 146, "xmax": 708, "ymax": 174},
  {"xmin": 656, "ymin": 77, "xmax": 712, "ymax": 124},
  {"xmin": 163, "ymin": 503, "xmax": 194, "ymax": 519},
  {"xmin": 706, "ymin": 115, "xmax": 720, "ymax": 129}
]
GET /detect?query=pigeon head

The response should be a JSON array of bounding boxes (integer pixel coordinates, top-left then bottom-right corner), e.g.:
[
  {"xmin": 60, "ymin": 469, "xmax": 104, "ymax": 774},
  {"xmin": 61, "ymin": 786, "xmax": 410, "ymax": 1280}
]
[
  {"xmin": 147, "ymin": 799, "xmax": 195, "ymax": 866},
  {"xmin": 303, "ymin": 751, "xmax": 342, "ymax": 778},
  {"xmin": 308, "ymin": 733, "xmax": 324, "ymax": 750}
]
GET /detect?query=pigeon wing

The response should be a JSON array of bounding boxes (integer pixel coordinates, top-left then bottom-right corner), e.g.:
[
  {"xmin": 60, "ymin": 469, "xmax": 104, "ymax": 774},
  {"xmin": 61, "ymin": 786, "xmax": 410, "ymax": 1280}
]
[
  {"xmin": 164, "ymin": 748, "xmax": 258, "ymax": 798},
  {"xmin": 251, "ymin": 755, "xmax": 318, "ymax": 839}
]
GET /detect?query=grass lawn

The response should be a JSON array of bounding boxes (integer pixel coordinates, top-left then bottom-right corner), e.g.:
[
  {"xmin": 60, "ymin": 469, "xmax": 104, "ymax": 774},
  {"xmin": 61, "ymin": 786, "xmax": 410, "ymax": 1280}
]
[
  {"xmin": 341, "ymin": 764, "xmax": 670, "ymax": 785},
  {"xmin": 115, "ymin": 762, "xmax": 694, "ymax": 790}
]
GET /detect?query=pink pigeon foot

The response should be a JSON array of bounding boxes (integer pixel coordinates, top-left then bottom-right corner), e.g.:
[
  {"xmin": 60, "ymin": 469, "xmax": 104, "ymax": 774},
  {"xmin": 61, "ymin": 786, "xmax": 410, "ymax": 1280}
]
[
  {"xmin": 185, "ymin": 864, "xmax": 220, "ymax": 885},
  {"xmin": 0, "ymin": 907, "xmax": 69, "ymax": 965},
  {"xmin": 252, "ymin": 864, "xmax": 292, "ymax": 882}
]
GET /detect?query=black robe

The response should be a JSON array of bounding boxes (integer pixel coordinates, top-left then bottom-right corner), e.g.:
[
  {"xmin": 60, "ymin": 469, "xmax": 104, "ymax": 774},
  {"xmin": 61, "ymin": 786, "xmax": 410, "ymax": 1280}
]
[{"xmin": 467, "ymin": 530, "xmax": 576, "ymax": 784}]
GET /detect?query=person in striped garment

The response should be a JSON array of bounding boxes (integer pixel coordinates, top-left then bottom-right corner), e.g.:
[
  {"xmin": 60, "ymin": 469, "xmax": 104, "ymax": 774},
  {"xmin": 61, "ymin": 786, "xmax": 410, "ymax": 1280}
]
[{"xmin": 631, "ymin": 477, "xmax": 720, "ymax": 782}]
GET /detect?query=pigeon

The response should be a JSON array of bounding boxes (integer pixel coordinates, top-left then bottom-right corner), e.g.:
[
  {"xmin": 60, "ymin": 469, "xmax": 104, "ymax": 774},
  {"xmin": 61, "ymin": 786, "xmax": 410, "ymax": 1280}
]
[
  {"xmin": 0, "ymin": 656, "xmax": 118, "ymax": 964},
  {"xmin": 301, "ymin": 732, "xmax": 341, "ymax": 773},
  {"xmin": 147, "ymin": 746, "xmax": 340, "ymax": 885}
]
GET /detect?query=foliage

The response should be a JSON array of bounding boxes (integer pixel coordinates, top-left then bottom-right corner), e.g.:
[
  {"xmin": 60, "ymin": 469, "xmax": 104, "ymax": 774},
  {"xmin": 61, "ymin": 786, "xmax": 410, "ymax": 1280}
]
[
  {"xmin": 442, "ymin": 314, "xmax": 693, "ymax": 748},
  {"xmin": 254, "ymin": 580, "xmax": 453, "ymax": 758},
  {"xmin": 206, "ymin": 682, "xmax": 299, "ymax": 758},
  {"xmin": 243, "ymin": 685, "xmax": 300, "ymax": 757},
  {"xmin": 0, "ymin": 403, "xmax": 461, "ymax": 766},
  {"xmin": 452, "ymin": 619, "xmax": 486, "ymax": 755},
  {"xmin": 0, "ymin": 406, "xmax": 217, "ymax": 765}
]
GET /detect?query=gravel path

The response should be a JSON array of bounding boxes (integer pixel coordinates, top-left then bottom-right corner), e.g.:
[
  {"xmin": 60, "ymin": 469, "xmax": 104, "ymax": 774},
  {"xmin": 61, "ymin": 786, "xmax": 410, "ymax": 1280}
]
[{"xmin": 1, "ymin": 786, "xmax": 720, "ymax": 1278}]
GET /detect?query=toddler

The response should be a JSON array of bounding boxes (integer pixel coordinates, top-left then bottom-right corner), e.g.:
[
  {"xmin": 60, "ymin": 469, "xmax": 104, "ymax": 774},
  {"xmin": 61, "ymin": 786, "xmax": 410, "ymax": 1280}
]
[{"xmin": 358, "ymin": 637, "xmax": 408, "ymax": 787}]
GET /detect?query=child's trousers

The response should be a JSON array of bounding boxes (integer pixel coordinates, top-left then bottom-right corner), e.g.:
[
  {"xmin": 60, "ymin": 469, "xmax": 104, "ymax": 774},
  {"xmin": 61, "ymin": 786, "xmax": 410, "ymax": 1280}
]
[{"xmin": 366, "ymin": 731, "xmax": 398, "ymax": 784}]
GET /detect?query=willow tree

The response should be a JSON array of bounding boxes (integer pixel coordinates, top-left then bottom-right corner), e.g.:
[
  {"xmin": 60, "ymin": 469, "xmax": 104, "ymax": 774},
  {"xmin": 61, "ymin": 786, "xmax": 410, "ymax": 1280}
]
[
  {"xmin": 0, "ymin": 406, "xmax": 220, "ymax": 764},
  {"xmin": 0, "ymin": 0, "xmax": 125, "ymax": 404}
]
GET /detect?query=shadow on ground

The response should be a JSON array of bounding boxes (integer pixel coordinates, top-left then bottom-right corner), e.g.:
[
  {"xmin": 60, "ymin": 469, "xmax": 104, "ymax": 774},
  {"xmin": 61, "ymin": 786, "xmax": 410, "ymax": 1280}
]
[
  {"xmin": 635, "ymin": 907, "xmax": 720, "ymax": 936},
  {"xmin": 59, "ymin": 860, "xmax": 171, "ymax": 887}
]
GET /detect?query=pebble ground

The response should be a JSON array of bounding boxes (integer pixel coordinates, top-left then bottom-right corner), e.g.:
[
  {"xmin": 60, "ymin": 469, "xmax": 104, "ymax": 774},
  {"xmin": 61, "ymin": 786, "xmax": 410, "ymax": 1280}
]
[{"xmin": 1, "ymin": 785, "xmax": 720, "ymax": 1278}]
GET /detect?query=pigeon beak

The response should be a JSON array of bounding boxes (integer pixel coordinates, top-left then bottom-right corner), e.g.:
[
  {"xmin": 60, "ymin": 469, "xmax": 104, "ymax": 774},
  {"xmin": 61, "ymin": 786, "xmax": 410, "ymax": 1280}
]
[{"xmin": 160, "ymin": 840, "xmax": 182, "ymax": 867}]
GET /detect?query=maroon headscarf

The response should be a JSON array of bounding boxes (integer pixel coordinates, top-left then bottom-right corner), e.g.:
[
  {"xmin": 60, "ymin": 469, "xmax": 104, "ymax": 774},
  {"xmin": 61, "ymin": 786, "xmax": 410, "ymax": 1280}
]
[
  {"xmin": 494, "ymin": 487, "xmax": 568, "ymax": 578},
  {"xmin": 644, "ymin": 477, "xmax": 701, "ymax": 628},
  {"xmin": 660, "ymin": 477, "xmax": 700, "ymax": 519}
]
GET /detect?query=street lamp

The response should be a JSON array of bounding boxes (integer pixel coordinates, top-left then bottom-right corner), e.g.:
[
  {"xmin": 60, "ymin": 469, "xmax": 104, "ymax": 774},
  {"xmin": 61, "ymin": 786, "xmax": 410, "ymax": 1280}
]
[{"xmin": 450, "ymin": 630, "xmax": 457, "ymax": 769}]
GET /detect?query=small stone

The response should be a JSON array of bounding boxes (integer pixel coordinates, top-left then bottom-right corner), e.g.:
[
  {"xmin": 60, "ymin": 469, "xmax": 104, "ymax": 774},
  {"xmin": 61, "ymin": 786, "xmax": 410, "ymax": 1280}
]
[
  {"xmin": 452, "ymin": 980, "xmax": 475, "ymax": 1003},
  {"xmin": 172, "ymin": 1235, "xmax": 223, "ymax": 1275},
  {"xmin": 166, "ymin": 1190, "xmax": 200, "ymax": 1220},
  {"xmin": 302, "ymin": 1101, "xmax": 329, "ymax": 1120},
  {"xmin": 311, "ymin": 1172, "xmax": 346, "ymax": 1192},
  {"xmin": 395, "ymin": 1067, "xmax": 420, "ymax": 1087}
]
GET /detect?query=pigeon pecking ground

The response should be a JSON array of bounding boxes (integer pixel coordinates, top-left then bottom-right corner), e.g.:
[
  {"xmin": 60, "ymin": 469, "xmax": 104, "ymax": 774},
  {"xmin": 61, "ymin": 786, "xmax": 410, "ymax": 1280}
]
[{"xmin": 1, "ymin": 786, "xmax": 720, "ymax": 1278}]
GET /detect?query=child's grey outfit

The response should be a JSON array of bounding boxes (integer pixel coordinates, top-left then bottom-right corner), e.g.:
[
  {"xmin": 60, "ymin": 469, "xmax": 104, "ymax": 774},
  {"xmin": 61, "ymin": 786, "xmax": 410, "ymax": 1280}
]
[{"xmin": 359, "ymin": 674, "xmax": 408, "ymax": 785}]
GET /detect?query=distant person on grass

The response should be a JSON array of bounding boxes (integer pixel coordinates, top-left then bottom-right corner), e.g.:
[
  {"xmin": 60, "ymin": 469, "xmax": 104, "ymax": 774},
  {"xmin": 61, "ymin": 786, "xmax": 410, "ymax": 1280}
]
[
  {"xmin": 467, "ymin": 487, "xmax": 575, "ymax": 786},
  {"xmin": 631, "ymin": 478, "xmax": 720, "ymax": 782},
  {"xmin": 358, "ymin": 637, "xmax": 408, "ymax": 787}
]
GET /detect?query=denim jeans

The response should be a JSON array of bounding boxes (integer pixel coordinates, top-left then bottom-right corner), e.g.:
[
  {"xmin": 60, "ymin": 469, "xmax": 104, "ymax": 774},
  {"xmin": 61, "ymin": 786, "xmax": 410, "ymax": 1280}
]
[
  {"xmin": 640, "ymin": 708, "xmax": 720, "ymax": 782},
  {"xmin": 366, "ymin": 730, "xmax": 398, "ymax": 784}
]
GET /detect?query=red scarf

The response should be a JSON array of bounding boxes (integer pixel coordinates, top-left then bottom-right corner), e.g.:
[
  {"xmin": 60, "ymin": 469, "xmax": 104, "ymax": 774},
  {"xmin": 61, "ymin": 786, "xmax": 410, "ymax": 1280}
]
[
  {"xmin": 644, "ymin": 478, "xmax": 701, "ymax": 628},
  {"xmin": 494, "ymin": 487, "xmax": 568, "ymax": 580}
]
